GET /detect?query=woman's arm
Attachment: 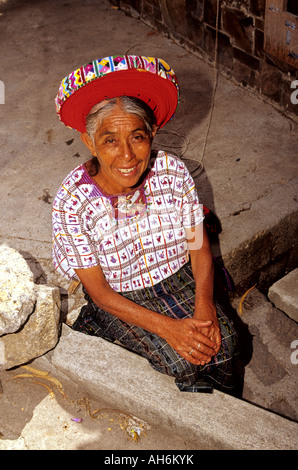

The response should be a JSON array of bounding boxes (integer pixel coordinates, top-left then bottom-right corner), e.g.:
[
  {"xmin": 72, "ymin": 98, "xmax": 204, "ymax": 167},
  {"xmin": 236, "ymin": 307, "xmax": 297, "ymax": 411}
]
[
  {"xmin": 74, "ymin": 263, "xmax": 217, "ymax": 365},
  {"xmin": 188, "ymin": 223, "xmax": 221, "ymax": 356}
]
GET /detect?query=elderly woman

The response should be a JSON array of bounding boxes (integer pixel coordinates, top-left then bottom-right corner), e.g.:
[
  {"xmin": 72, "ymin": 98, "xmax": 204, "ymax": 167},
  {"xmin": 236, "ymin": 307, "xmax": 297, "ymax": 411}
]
[{"xmin": 52, "ymin": 55, "xmax": 238, "ymax": 394}]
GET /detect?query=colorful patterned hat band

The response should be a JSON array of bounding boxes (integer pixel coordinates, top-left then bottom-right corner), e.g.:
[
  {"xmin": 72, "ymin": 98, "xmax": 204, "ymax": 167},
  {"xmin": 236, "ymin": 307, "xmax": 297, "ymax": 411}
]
[{"xmin": 55, "ymin": 55, "xmax": 180, "ymax": 133}]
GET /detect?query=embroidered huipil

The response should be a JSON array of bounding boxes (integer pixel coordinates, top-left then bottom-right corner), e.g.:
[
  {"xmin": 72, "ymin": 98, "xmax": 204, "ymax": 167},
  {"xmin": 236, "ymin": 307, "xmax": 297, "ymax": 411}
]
[{"xmin": 52, "ymin": 151, "xmax": 203, "ymax": 292}]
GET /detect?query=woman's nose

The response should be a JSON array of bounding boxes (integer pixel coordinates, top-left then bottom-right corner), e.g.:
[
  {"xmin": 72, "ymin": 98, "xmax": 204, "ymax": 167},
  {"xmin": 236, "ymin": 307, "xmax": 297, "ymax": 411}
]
[{"xmin": 119, "ymin": 140, "xmax": 135, "ymax": 160}]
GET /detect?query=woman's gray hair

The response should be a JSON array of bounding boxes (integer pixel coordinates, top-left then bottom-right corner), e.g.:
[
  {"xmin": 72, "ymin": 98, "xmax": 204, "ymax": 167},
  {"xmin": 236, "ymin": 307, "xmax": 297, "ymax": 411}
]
[{"xmin": 85, "ymin": 96, "xmax": 156, "ymax": 142}]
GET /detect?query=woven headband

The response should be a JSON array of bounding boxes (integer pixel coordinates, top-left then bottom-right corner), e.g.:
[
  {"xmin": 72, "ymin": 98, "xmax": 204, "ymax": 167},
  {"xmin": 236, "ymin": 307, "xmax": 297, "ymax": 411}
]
[{"xmin": 55, "ymin": 55, "xmax": 180, "ymax": 133}]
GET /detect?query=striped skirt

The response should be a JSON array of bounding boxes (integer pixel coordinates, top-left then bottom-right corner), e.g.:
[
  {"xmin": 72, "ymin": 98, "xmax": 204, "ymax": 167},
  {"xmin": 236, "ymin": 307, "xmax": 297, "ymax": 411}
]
[{"xmin": 72, "ymin": 263, "xmax": 238, "ymax": 394}]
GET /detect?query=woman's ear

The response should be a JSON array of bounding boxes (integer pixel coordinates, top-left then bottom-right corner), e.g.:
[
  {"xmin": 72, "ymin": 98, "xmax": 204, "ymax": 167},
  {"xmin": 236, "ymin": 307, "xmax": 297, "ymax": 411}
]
[
  {"xmin": 80, "ymin": 132, "xmax": 97, "ymax": 156},
  {"xmin": 151, "ymin": 125, "xmax": 158, "ymax": 139}
]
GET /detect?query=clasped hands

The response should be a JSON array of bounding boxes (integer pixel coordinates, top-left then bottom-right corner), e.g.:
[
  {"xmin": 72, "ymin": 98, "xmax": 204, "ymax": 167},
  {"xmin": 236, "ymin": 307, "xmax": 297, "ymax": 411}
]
[{"xmin": 164, "ymin": 302, "xmax": 221, "ymax": 366}]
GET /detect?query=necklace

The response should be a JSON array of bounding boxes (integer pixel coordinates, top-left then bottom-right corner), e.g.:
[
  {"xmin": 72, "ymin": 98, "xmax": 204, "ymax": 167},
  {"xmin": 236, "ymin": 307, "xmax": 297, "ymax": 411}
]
[{"xmin": 109, "ymin": 187, "xmax": 147, "ymax": 221}]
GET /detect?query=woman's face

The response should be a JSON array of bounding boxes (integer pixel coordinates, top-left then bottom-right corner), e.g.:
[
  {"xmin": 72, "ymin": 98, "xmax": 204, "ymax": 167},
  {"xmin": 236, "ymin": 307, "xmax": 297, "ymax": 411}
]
[{"xmin": 81, "ymin": 107, "xmax": 157, "ymax": 194}]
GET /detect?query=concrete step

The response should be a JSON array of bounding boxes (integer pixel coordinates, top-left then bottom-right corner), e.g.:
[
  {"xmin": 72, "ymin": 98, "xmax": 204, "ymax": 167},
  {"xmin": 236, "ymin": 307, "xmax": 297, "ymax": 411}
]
[
  {"xmin": 268, "ymin": 268, "xmax": 298, "ymax": 323},
  {"xmin": 39, "ymin": 322, "xmax": 298, "ymax": 450},
  {"xmin": 231, "ymin": 288, "xmax": 298, "ymax": 423}
]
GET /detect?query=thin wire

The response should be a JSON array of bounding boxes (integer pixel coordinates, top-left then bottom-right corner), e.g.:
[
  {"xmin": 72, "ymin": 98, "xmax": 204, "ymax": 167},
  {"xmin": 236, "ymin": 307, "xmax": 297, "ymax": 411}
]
[
  {"xmin": 153, "ymin": 129, "xmax": 189, "ymax": 157},
  {"xmin": 154, "ymin": 0, "xmax": 220, "ymax": 178},
  {"xmin": 123, "ymin": 1, "xmax": 221, "ymax": 178},
  {"xmin": 191, "ymin": 0, "xmax": 220, "ymax": 178},
  {"xmin": 124, "ymin": 43, "xmax": 153, "ymax": 54}
]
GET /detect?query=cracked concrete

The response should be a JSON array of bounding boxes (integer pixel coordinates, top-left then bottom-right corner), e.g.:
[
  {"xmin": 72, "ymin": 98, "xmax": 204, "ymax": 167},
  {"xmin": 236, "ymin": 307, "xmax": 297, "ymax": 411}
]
[{"xmin": 231, "ymin": 288, "xmax": 298, "ymax": 423}]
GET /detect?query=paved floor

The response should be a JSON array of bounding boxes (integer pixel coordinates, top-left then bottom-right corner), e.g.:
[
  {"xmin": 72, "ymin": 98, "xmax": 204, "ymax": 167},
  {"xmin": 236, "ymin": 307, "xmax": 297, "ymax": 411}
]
[
  {"xmin": 0, "ymin": 362, "xmax": 195, "ymax": 451},
  {"xmin": 0, "ymin": 0, "xmax": 297, "ymax": 450}
]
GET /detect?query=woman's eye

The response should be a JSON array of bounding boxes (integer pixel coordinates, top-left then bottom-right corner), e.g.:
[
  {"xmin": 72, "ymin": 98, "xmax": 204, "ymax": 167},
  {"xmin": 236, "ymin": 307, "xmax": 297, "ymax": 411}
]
[{"xmin": 133, "ymin": 134, "xmax": 145, "ymax": 142}]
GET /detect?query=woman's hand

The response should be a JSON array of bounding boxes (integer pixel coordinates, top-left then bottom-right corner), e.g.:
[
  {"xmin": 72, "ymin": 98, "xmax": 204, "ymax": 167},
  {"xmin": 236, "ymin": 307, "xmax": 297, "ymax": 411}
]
[
  {"xmin": 194, "ymin": 299, "xmax": 221, "ymax": 357},
  {"xmin": 161, "ymin": 317, "xmax": 218, "ymax": 366}
]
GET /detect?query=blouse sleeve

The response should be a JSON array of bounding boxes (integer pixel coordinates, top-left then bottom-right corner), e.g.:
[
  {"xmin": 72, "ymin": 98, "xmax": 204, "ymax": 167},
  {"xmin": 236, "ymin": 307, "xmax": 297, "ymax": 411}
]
[
  {"xmin": 52, "ymin": 184, "xmax": 100, "ymax": 280},
  {"xmin": 181, "ymin": 163, "xmax": 204, "ymax": 228}
]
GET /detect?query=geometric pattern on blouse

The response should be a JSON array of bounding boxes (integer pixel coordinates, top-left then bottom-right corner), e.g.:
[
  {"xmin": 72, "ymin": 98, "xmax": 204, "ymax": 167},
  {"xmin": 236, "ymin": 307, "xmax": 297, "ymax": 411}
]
[{"xmin": 52, "ymin": 151, "xmax": 203, "ymax": 292}]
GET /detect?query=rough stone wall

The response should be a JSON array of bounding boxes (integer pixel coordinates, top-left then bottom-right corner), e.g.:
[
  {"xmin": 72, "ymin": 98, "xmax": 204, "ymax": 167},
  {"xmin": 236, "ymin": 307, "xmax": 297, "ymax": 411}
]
[
  {"xmin": 110, "ymin": 0, "xmax": 298, "ymax": 120},
  {"xmin": 0, "ymin": 244, "xmax": 61, "ymax": 370}
]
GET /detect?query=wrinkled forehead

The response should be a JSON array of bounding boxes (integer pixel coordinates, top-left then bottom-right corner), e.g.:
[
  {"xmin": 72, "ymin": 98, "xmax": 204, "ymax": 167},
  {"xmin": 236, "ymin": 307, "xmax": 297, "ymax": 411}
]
[{"xmin": 95, "ymin": 109, "xmax": 148, "ymax": 135}]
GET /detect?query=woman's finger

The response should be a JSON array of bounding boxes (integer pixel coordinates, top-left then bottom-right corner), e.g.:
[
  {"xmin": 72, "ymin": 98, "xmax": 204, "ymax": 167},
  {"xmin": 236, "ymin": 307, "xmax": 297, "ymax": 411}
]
[
  {"xmin": 193, "ymin": 331, "xmax": 217, "ymax": 351},
  {"xmin": 186, "ymin": 347, "xmax": 212, "ymax": 365}
]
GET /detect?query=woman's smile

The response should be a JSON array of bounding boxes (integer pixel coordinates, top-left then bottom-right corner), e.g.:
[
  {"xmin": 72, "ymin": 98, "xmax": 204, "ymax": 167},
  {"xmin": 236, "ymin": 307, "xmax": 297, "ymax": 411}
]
[
  {"xmin": 116, "ymin": 164, "xmax": 138, "ymax": 175},
  {"xmin": 117, "ymin": 165, "xmax": 137, "ymax": 173}
]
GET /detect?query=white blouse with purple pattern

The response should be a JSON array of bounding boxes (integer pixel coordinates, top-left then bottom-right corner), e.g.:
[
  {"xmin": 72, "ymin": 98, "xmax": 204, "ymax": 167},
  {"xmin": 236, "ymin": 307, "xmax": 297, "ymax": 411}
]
[{"xmin": 52, "ymin": 151, "xmax": 203, "ymax": 292}]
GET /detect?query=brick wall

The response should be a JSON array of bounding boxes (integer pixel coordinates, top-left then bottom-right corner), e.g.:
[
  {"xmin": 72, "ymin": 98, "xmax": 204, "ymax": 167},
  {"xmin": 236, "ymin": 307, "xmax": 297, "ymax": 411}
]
[{"xmin": 109, "ymin": 0, "xmax": 298, "ymax": 120}]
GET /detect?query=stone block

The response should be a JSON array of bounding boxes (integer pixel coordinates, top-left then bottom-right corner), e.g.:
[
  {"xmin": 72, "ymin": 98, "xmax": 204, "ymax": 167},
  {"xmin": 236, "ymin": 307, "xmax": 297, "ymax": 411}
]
[
  {"xmin": 260, "ymin": 62, "xmax": 282, "ymax": 102},
  {"xmin": 185, "ymin": 12, "xmax": 204, "ymax": 46},
  {"xmin": 145, "ymin": 0, "xmax": 159, "ymax": 8},
  {"xmin": 160, "ymin": 0, "xmax": 188, "ymax": 36},
  {"xmin": 203, "ymin": 25, "xmax": 217, "ymax": 56},
  {"xmin": 0, "ymin": 284, "xmax": 61, "ymax": 370},
  {"xmin": 120, "ymin": 0, "xmax": 141, "ymax": 13},
  {"xmin": 143, "ymin": 1, "xmax": 162, "ymax": 26},
  {"xmin": 233, "ymin": 46, "xmax": 260, "ymax": 70},
  {"xmin": 233, "ymin": 59, "xmax": 256, "ymax": 88},
  {"xmin": 0, "ymin": 244, "xmax": 36, "ymax": 336},
  {"xmin": 118, "ymin": 0, "xmax": 141, "ymax": 18},
  {"xmin": 222, "ymin": 6, "xmax": 254, "ymax": 54},
  {"xmin": 223, "ymin": 0, "xmax": 250, "ymax": 9},
  {"xmin": 255, "ymin": 17, "xmax": 265, "ymax": 31},
  {"xmin": 203, "ymin": 0, "xmax": 218, "ymax": 28},
  {"xmin": 188, "ymin": 0, "xmax": 203, "ymax": 21},
  {"xmin": 0, "ymin": 242, "xmax": 61, "ymax": 369},
  {"xmin": 249, "ymin": 0, "xmax": 265, "ymax": 17},
  {"xmin": 268, "ymin": 269, "xmax": 298, "ymax": 323},
  {"xmin": 218, "ymin": 33, "xmax": 233, "ymax": 70},
  {"xmin": 254, "ymin": 29, "xmax": 265, "ymax": 58}
]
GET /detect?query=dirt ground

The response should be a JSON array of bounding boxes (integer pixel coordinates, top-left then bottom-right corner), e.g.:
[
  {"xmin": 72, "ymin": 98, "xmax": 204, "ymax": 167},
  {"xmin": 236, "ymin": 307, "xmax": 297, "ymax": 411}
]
[{"xmin": 0, "ymin": 363, "xmax": 197, "ymax": 451}]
